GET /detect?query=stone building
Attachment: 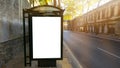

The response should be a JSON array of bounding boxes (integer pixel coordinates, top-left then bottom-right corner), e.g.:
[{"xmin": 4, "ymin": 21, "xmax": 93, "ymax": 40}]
[{"xmin": 68, "ymin": 0, "xmax": 120, "ymax": 36}]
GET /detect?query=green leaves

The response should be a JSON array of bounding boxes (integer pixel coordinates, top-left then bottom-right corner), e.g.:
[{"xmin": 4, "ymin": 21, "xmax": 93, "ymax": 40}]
[{"xmin": 38, "ymin": 0, "xmax": 48, "ymax": 5}]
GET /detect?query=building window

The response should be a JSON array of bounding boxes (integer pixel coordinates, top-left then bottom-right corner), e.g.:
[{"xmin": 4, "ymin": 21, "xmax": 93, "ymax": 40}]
[
  {"xmin": 98, "ymin": 11, "xmax": 100, "ymax": 20},
  {"xmin": 110, "ymin": 5, "xmax": 115, "ymax": 17},
  {"xmin": 102, "ymin": 9, "xmax": 105, "ymax": 19},
  {"xmin": 118, "ymin": 2, "xmax": 120, "ymax": 16},
  {"xmin": 105, "ymin": 8, "xmax": 108, "ymax": 18}
]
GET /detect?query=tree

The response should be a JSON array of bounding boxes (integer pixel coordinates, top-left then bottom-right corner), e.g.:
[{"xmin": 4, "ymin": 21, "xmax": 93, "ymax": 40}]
[
  {"xmin": 27, "ymin": 0, "xmax": 103, "ymax": 20},
  {"xmin": 58, "ymin": 0, "xmax": 61, "ymax": 8},
  {"xmin": 54, "ymin": 0, "xmax": 57, "ymax": 7},
  {"xmin": 27, "ymin": 0, "xmax": 62, "ymax": 7}
]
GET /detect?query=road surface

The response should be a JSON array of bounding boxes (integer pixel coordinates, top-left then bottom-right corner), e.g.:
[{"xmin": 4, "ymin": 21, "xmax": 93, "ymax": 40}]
[{"xmin": 63, "ymin": 31, "xmax": 120, "ymax": 68}]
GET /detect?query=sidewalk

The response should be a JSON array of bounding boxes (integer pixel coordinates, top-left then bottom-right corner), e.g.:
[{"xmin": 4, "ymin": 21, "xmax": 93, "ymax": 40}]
[{"xmin": 4, "ymin": 48, "xmax": 72, "ymax": 68}]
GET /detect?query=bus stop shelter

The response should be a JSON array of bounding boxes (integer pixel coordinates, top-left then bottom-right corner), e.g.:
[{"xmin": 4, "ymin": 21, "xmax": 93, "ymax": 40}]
[{"xmin": 23, "ymin": 5, "xmax": 63, "ymax": 67}]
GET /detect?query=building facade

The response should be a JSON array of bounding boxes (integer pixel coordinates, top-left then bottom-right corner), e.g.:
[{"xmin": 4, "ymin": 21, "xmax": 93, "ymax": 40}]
[{"xmin": 68, "ymin": 0, "xmax": 120, "ymax": 36}]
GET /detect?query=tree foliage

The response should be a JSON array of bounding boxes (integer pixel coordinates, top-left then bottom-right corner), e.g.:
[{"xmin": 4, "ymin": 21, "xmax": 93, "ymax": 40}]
[
  {"xmin": 38, "ymin": 0, "xmax": 47, "ymax": 5},
  {"xmin": 27, "ymin": 0, "xmax": 106, "ymax": 20}
]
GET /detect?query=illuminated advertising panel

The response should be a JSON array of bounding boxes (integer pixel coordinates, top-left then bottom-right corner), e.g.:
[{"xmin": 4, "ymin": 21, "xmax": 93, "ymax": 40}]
[{"xmin": 31, "ymin": 16, "xmax": 62, "ymax": 59}]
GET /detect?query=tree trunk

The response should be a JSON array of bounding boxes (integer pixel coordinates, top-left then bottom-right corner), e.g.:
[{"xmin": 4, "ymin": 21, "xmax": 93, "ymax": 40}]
[
  {"xmin": 58, "ymin": 0, "xmax": 60, "ymax": 8},
  {"xmin": 45, "ymin": 0, "xmax": 48, "ymax": 5},
  {"xmin": 54, "ymin": 0, "xmax": 57, "ymax": 7}
]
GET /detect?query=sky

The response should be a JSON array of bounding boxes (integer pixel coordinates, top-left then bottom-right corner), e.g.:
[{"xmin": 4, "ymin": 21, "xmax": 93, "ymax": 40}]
[{"xmin": 83, "ymin": 0, "xmax": 111, "ymax": 14}]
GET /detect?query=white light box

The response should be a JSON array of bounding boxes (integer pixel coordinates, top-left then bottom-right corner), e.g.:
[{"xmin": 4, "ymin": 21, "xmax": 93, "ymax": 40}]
[{"xmin": 32, "ymin": 16, "xmax": 61, "ymax": 59}]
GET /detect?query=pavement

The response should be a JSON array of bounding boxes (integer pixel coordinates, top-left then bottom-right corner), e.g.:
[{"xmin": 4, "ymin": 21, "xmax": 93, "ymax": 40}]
[{"xmin": 3, "ymin": 46, "xmax": 73, "ymax": 68}]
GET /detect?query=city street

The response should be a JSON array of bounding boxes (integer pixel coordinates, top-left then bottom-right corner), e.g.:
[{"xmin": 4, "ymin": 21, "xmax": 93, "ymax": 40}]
[
  {"xmin": 1, "ymin": 0, "xmax": 120, "ymax": 68},
  {"xmin": 63, "ymin": 30, "xmax": 120, "ymax": 68}
]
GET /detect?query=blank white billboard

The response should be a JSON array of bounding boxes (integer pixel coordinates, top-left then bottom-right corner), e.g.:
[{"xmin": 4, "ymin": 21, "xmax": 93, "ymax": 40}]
[{"xmin": 32, "ymin": 17, "xmax": 61, "ymax": 59}]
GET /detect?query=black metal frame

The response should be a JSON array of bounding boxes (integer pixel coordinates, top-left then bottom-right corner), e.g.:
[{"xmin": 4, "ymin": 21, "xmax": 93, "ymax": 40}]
[
  {"xmin": 23, "ymin": 10, "xmax": 32, "ymax": 66},
  {"xmin": 29, "ymin": 14, "xmax": 63, "ymax": 60}
]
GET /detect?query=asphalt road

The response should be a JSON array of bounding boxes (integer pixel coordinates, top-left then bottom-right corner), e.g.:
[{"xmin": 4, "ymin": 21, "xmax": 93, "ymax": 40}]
[{"xmin": 63, "ymin": 30, "xmax": 120, "ymax": 68}]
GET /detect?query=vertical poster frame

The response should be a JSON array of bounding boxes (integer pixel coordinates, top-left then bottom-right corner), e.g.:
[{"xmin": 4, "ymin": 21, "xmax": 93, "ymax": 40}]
[{"xmin": 29, "ymin": 14, "xmax": 63, "ymax": 60}]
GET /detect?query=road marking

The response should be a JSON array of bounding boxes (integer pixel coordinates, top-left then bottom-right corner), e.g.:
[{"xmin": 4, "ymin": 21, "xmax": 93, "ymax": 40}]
[
  {"xmin": 63, "ymin": 41, "xmax": 83, "ymax": 68},
  {"xmin": 97, "ymin": 47, "xmax": 120, "ymax": 59}
]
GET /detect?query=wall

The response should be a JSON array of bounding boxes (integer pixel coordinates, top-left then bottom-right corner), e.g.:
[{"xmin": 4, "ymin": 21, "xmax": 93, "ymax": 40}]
[
  {"xmin": 0, "ymin": 0, "xmax": 30, "ymax": 67},
  {"xmin": 0, "ymin": 0, "xmax": 30, "ymax": 42}
]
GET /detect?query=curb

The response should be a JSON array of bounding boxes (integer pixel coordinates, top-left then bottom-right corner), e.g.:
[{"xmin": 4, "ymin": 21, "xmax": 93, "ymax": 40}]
[
  {"xmin": 76, "ymin": 32, "xmax": 120, "ymax": 42},
  {"xmin": 63, "ymin": 41, "xmax": 83, "ymax": 68},
  {"xmin": 87, "ymin": 34, "xmax": 120, "ymax": 42}
]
